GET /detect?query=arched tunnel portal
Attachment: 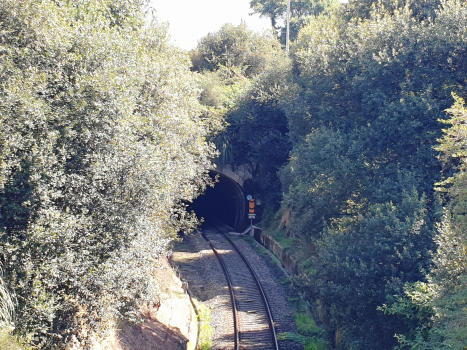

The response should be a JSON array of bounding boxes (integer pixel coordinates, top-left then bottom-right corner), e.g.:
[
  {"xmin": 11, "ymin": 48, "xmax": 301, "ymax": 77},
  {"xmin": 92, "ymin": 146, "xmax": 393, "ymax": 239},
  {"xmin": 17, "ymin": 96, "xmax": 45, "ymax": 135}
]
[{"xmin": 190, "ymin": 171, "xmax": 246, "ymax": 230}]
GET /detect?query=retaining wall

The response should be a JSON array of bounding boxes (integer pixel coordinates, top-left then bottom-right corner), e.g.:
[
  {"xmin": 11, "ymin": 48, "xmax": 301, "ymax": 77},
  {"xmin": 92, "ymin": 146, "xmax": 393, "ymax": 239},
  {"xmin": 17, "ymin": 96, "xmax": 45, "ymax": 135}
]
[{"xmin": 259, "ymin": 232, "xmax": 300, "ymax": 275}]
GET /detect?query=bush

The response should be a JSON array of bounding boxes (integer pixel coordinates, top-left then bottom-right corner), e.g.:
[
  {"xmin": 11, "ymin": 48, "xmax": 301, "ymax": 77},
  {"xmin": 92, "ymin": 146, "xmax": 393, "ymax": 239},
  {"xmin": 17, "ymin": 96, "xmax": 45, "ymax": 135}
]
[{"xmin": 0, "ymin": 0, "xmax": 214, "ymax": 347}]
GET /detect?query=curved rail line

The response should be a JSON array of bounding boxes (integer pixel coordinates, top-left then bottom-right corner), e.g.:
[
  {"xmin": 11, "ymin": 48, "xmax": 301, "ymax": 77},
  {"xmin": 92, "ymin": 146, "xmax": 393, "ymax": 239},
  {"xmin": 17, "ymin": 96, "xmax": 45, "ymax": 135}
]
[{"xmin": 201, "ymin": 222, "xmax": 280, "ymax": 350}]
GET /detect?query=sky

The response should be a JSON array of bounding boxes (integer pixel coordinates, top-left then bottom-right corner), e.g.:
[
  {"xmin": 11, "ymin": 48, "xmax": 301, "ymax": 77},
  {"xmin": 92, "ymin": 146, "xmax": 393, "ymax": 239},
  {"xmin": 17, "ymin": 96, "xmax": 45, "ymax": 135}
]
[{"xmin": 149, "ymin": 0, "xmax": 347, "ymax": 51}]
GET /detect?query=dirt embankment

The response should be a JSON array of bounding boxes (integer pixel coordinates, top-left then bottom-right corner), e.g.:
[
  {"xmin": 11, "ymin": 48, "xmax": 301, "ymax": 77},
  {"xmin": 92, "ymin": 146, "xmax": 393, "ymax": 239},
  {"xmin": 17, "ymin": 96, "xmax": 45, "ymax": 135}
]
[{"xmin": 92, "ymin": 257, "xmax": 197, "ymax": 350}]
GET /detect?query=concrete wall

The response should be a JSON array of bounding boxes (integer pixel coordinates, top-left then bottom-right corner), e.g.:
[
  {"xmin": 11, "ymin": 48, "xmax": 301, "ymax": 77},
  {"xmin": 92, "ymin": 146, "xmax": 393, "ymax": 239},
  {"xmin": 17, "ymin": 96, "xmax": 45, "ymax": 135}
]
[{"xmin": 260, "ymin": 233, "xmax": 300, "ymax": 275}]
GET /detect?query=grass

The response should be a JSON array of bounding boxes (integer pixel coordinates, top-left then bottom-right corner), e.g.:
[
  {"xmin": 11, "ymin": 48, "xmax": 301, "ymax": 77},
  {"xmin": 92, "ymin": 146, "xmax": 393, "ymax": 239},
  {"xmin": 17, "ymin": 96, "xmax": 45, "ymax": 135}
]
[
  {"xmin": 294, "ymin": 312, "xmax": 330, "ymax": 350},
  {"xmin": 264, "ymin": 227, "xmax": 293, "ymax": 248},
  {"xmin": 197, "ymin": 303, "xmax": 213, "ymax": 350},
  {"xmin": 0, "ymin": 276, "xmax": 29, "ymax": 349},
  {"xmin": 0, "ymin": 329, "xmax": 29, "ymax": 350},
  {"xmin": 0, "ymin": 279, "xmax": 14, "ymax": 330},
  {"xmin": 0, "ymin": 272, "xmax": 27, "ymax": 350},
  {"xmin": 277, "ymin": 332, "xmax": 329, "ymax": 350},
  {"xmin": 279, "ymin": 237, "xmax": 294, "ymax": 250},
  {"xmin": 303, "ymin": 338, "xmax": 330, "ymax": 350},
  {"xmin": 295, "ymin": 312, "xmax": 323, "ymax": 336}
]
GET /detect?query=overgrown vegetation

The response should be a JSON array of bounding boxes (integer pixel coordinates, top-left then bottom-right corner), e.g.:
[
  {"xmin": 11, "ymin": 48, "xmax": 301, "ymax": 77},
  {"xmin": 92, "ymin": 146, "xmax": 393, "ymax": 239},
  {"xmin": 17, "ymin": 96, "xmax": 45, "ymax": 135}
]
[
  {"xmin": 383, "ymin": 95, "xmax": 467, "ymax": 349},
  {"xmin": 193, "ymin": 0, "xmax": 467, "ymax": 349},
  {"xmin": 275, "ymin": 1, "xmax": 467, "ymax": 347},
  {"xmin": 190, "ymin": 23, "xmax": 291, "ymax": 207},
  {"xmin": 292, "ymin": 312, "xmax": 329, "ymax": 350},
  {"xmin": 197, "ymin": 303, "xmax": 214, "ymax": 350},
  {"xmin": 0, "ymin": 272, "xmax": 26, "ymax": 348},
  {"xmin": 0, "ymin": 329, "xmax": 29, "ymax": 350},
  {"xmin": 276, "ymin": 309, "xmax": 331, "ymax": 349},
  {"xmin": 0, "ymin": 0, "xmax": 214, "ymax": 347},
  {"xmin": 2, "ymin": 0, "xmax": 467, "ymax": 348}
]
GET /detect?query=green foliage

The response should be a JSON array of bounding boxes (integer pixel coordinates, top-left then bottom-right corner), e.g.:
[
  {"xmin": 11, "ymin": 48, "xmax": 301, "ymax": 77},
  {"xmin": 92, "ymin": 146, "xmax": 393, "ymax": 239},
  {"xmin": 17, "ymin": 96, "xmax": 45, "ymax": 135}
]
[
  {"xmin": 196, "ymin": 66, "xmax": 252, "ymax": 140},
  {"xmin": 303, "ymin": 339, "xmax": 329, "ymax": 350},
  {"xmin": 249, "ymin": 0, "xmax": 341, "ymax": 43},
  {"xmin": 314, "ymin": 190, "xmax": 431, "ymax": 347},
  {"xmin": 380, "ymin": 281, "xmax": 436, "ymax": 327},
  {"xmin": 190, "ymin": 23, "xmax": 282, "ymax": 77},
  {"xmin": 0, "ymin": 275, "xmax": 14, "ymax": 333},
  {"xmin": 277, "ymin": 0, "xmax": 467, "ymax": 347},
  {"xmin": 278, "ymin": 331, "xmax": 330, "ymax": 350},
  {"xmin": 390, "ymin": 95, "xmax": 467, "ymax": 349},
  {"xmin": 192, "ymin": 23, "xmax": 291, "ymax": 207},
  {"xmin": 343, "ymin": 0, "xmax": 442, "ymax": 22},
  {"xmin": 391, "ymin": 214, "xmax": 467, "ymax": 349},
  {"xmin": 0, "ymin": 0, "xmax": 214, "ymax": 347},
  {"xmin": 295, "ymin": 312, "xmax": 324, "ymax": 336},
  {"xmin": 0, "ymin": 329, "xmax": 30, "ymax": 350},
  {"xmin": 0, "ymin": 270, "xmax": 29, "ymax": 348},
  {"xmin": 419, "ymin": 93, "xmax": 467, "ymax": 349},
  {"xmin": 222, "ymin": 54, "xmax": 292, "ymax": 206},
  {"xmin": 435, "ymin": 95, "xmax": 467, "ymax": 231},
  {"xmin": 277, "ymin": 313, "xmax": 330, "ymax": 349},
  {"xmin": 280, "ymin": 127, "xmax": 365, "ymax": 239},
  {"xmin": 197, "ymin": 303, "xmax": 213, "ymax": 350}
]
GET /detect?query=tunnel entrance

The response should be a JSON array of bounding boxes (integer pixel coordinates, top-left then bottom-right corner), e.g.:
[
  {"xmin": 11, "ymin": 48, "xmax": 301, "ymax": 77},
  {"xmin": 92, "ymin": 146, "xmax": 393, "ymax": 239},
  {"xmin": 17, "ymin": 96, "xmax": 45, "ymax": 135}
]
[{"xmin": 190, "ymin": 171, "xmax": 246, "ymax": 230}]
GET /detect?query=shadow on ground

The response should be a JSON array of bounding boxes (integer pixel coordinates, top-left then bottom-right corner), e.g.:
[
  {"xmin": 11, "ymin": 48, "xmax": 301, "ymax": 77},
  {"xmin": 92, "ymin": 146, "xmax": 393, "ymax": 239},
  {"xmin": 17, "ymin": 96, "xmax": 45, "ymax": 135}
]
[{"xmin": 119, "ymin": 308, "xmax": 188, "ymax": 350}]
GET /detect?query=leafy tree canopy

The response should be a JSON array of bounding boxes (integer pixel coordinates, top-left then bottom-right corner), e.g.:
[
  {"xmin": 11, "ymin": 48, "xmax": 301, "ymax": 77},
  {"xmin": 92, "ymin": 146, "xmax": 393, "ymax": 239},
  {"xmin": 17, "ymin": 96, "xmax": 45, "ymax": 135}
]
[
  {"xmin": 276, "ymin": 0, "xmax": 467, "ymax": 347},
  {"xmin": 190, "ymin": 23, "xmax": 292, "ymax": 208},
  {"xmin": 343, "ymin": 0, "xmax": 442, "ymax": 21},
  {"xmin": 190, "ymin": 22, "xmax": 282, "ymax": 77},
  {"xmin": 0, "ymin": 0, "xmax": 214, "ymax": 347},
  {"xmin": 249, "ymin": 0, "xmax": 341, "ymax": 42},
  {"xmin": 386, "ymin": 96, "xmax": 467, "ymax": 349}
]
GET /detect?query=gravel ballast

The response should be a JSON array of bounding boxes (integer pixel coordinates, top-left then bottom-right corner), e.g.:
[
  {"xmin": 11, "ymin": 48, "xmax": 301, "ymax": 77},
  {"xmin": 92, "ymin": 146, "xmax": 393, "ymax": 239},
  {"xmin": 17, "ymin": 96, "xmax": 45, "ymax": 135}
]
[{"xmin": 172, "ymin": 225, "xmax": 304, "ymax": 350}]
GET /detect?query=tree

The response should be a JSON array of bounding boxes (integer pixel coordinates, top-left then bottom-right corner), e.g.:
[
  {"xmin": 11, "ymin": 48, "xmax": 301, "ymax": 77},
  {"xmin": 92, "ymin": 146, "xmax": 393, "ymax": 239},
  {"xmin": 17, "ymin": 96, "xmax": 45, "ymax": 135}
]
[
  {"xmin": 278, "ymin": 0, "xmax": 467, "ymax": 347},
  {"xmin": 343, "ymin": 0, "xmax": 442, "ymax": 21},
  {"xmin": 315, "ymin": 189, "xmax": 430, "ymax": 348},
  {"xmin": 0, "ymin": 0, "xmax": 214, "ymax": 347},
  {"xmin": 249, "ymin": 0, "xmax": 340, "ymax": 43},
  {"xmin": 190, "ymin": 23, "xmax": 291, "ymax": 208},
  {"xmin": 190, "ymin": 23, "xmax": 283, "ymax": 142},
  {"xmin": 190, "ymin": 23, "xmax": 282, "ymax": 77},
  {"xmin": 436, "ymin": 95, "xmax": 467, "ymax": 231},
  {"xmin": 224, "ymin": 55, "xmax": 292, "ymax": 206},
  {"xmin": 385, "ymin": 95, "xmax": 467, "ymax": 349}
]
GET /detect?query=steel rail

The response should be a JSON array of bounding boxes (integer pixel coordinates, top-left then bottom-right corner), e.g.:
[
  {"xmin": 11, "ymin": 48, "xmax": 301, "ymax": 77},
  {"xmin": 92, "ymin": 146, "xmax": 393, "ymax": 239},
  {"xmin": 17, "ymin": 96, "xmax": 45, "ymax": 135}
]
[
  {"xmin": 208, "ymin": 222, "xmax": 280, "ymax": 350},
  {"xmin": 201, "ymin": 231, "xmax": 240, "ymax": 350}
]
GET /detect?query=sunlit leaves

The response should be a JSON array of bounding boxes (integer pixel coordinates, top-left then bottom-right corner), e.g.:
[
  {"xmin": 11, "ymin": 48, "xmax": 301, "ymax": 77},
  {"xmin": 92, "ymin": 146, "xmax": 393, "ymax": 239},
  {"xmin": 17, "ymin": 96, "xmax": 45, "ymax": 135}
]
[
  {"xmin": 0, "ymin": 0, "xmax": 214, "ymax": 347},
  {"xmin": 279, "ymin": 0, "xmax": 467, "ymax": 347}
]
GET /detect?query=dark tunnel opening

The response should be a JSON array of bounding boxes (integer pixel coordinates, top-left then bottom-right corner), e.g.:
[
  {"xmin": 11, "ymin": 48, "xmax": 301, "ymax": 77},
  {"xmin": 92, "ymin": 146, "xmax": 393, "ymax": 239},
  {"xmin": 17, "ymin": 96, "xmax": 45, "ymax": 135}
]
[{"xmin": 190, "ymin": 171, "xmax": 246, "ymax": 230}]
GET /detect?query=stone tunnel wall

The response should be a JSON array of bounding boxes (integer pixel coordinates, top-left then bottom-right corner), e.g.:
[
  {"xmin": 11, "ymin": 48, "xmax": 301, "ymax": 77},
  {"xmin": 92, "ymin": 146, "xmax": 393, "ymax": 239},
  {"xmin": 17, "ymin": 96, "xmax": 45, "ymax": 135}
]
[
  {"xmin": 213, "ymin": 164, "xmax": 253, "ymax": 189},
  {"xmin": 190, "ymin": 164, "xmax": 253, "ymax": 230},
  {"xmin": 212, "ymin": 164, "xmax": 254, "ymax": 230}
]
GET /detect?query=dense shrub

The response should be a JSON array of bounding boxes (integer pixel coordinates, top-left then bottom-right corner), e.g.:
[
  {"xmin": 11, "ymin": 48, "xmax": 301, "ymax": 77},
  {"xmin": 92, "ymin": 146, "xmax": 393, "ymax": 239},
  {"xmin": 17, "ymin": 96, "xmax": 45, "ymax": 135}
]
[
  {"xmin": 191, "ymin": 23, "xmax": 291, "ymax": 207},
  {"xmin": 0, "ymin": 0, "xmax": 215, "ymax": 347},
  {"xmin": 190, "ymin": 23, "xmax": 282, "ymax": 77},
  {"xmin": 387, "ymin": 95, "xmax": 467, "ymax": 349},
  {"xmin": 278, "ymin": 0, "xmax": 467, "ymax": 347}
]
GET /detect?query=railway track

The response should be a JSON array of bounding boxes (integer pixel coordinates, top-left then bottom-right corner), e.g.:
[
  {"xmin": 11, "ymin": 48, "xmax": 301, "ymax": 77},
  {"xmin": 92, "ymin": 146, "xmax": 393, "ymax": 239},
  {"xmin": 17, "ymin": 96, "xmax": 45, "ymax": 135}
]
[{"xmin": 201, "ymin": 222, "xmax": 279, "ymax": 350}]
